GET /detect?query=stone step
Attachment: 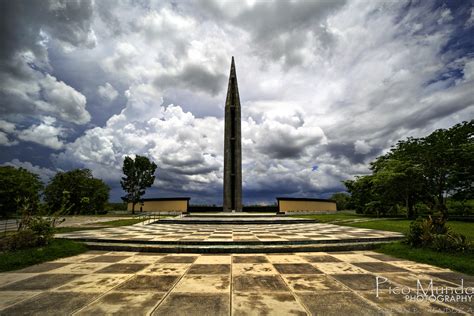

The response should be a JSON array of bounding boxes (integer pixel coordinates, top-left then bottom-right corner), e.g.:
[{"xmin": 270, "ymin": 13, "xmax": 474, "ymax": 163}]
[
  {"xmin": 156, "ymin": 217, "xmax": 316, "ymax": 224},
  {"xmin": 186, "ymin": 212, "xmax": 279, "ymax": 218},
  {"xmin": 82, "ymin": 240, "xmax": 395, "ymax": 253},
  {"xmin": 62, "ymin": 236, "xmax": 403, "ymax": 246}
]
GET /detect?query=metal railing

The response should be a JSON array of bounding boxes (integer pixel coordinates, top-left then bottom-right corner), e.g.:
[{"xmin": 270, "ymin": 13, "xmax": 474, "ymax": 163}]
[
  {"xmin": 135, "ymin": 211, "xmax": 183, "ymax": 225},
  {"xmin": 1, "ymin": 219, "xmax": 19, "ymax": 236}
]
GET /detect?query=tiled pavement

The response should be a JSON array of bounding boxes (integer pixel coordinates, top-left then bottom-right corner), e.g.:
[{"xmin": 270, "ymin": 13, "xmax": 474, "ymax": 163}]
[
  {"xmin": 0, "ymin": 251, "xmax": 472, "ymax": 315},
  {"xmin": 56, "ymin": 223, "xmax": 403, "ymax": 243}
]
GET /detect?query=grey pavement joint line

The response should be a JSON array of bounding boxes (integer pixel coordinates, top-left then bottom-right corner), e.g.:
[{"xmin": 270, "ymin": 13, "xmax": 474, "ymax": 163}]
[
  {"xmin": 324, "ymin": 272, "xmax": 387, "ymax": 314},
  {"xmin": 70, "ymin": 267, "xmax": 138, "ymax": 315},
  {"xmin": 276, "ymin": 269, "xmax": 311, "ymax": 315},
  {"xmin": 230, "ymin": 255, "xmax": 233, "ymax": 316},
  {"xmin": 148, "ymin": 257, "xmax": 196, "ymax": 315}
]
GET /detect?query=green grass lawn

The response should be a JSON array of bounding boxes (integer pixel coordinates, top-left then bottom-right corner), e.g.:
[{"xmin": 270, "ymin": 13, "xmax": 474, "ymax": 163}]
[
  {"xmin": 294, "ymin": 213, "xmax": 474, "ymax": 274},
  {"xmin": 291, "ymin": 212, "xmax": 371, "ymax": 222},
  {"xmin": 343, "ymin": 219, "xmax": 474, "ymax": 240},
  {"xmin": 377, "ymin": 242, "xmax": 474, "ymax": 275},
  {"xmin": 0, "ymin": 239, "xmax": 87, "ymax": 272},
  {"xmin": 344, "ymin": 219, "xmax": 474, "ymax": 275},
  {"xmin": 294, "ymin": 212, "xmax": 474, "ymax": 240}
]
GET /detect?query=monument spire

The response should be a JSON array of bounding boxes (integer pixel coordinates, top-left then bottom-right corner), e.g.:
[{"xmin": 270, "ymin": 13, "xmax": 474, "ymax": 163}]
[{"xmin": 223, "ymin": 56, "xmax": 242, "ymax": 212}]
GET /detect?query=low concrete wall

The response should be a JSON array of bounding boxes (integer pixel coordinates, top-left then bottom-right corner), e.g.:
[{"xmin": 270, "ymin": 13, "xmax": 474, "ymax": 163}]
[
  {"xmin": 277, "ymin": 198, "xmax": 337, "ymax": 213},
  {"xmin": 128, "ymin": 198, "xmax": 189, "ymax": 212}
]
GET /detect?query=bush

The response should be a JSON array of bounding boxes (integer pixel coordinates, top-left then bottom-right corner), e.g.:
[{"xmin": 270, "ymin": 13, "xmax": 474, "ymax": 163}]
[
  {"xmin": 1, "ymin": 230, "xmax": 38, "ymax": 251},
  {"xmin": 28, "ymin": 217, "xmax": 55, "ymax": 246},
  {"xmin": 405, "ymin": 215, "xmax": 471, "ymax": 253},
  {"xmin": 406, "ymin": 218, "xmax": 425, "ymax": 247},
  {"xmin": 431, "ymin": 233, "xmax": 471, "ymax": 253}
]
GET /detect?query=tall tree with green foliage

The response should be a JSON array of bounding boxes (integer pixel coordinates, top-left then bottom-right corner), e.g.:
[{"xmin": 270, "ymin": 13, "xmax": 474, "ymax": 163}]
[
  {"xmin": 44, "ymin": 169, "xmax": 109, "ymax": 215},
  {"xmin": 344, "ymin": 120, "xmax": 473, "ymax": 218},
  {"xmin": 120, "ymin": 155, "xmax": 157, "ymax": 214},
  {"xmin": 329, "ymin": 192, "xmax": 351, "ymax": 210},
  {"xmin": 0, "ymin": 167, "xmax": 43, "ymax": 218},
  {"xmin": 344, "ymin": 175, "xmax": 375, "ymax": 214},
  {"xmin": 371, "ymin": 158, "xmax": 426, "ymax": 218}
]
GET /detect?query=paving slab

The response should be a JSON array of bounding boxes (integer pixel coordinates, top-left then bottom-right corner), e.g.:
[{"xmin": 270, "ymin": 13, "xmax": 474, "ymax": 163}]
[
  {"xmin": 0, "ymin": 292, "xmax": 98, "ymax": 316},
  {"xmin": 139, "ymin": 263, "xmax": 190, "ymax": 275},
  {"xmin": 157, "ymin": 255, "xmax": 198, "ymax": 263},
  {"xmin": 313, "ymin": 262, "xmax": 380, "ymax": 274},
  {"xmin": 152, "ymin": 293, "xmax": 229, "ymax": 316},
  {"xmin": 232, "ymin": 292, "xmax": 307, "ymax": 315},
  {"xmin": 352, "ymin": 261, "xmax": 410, "ymax": 273},
  {"xmin": 331, "ymin": 273, "xmax": 392, "ymax": 291},
  {"xmin": 194, "ymin": 255, "xmax": 231, "ymax": 264},
  {"xmin": 0, "ymin": 291, "xmax": 40, "ymax": 309},
  {"xmin": 15, "ymin": 262, "xmax": 69, "ymax": 273},
  {"xmin": 0, "ymin": 274, "xmax": 82, "ymax": 291},
  {"xmin": 233, "ymin": 275, "xmax": 289, "ymax": 292},
  {"xmin": 54, "ymin": 274, "xmax": 131, "ymax": 292},
  {"xmin": 84, "ymin": 255, "xmax": 130, "ymax": 263},
  {"xmin": 95, "ymin": 263, "xmax": 150, "ymax": 274},
  {"xmin": 273, "ymin": 263, "xmax": 322, "ymax": 274},
  {"xmin": 187, "ymin": 264, "xmax": 230, "ymax": 274},
  {"xmin": 116, "ymin": 275, "xmax": 179, "ymax": 291},
  {"xmin": 0, "ymin": 273, "xmax": 38, "ymax": 287},
  {"xmin": 233, "ymin": 263, "xmax": 278, "ymax": 275},
  {"xmin": 296, "ymin": 291, "xmax": 382, "ymax": 315},
  {"xmin": 173, "ymin": 275, "xmax": 230, "ymax": 293},
  {"xmin": 232, "ymin": 255, "xmax": 269, "ymax": 263},
  {"xmin": 302, "ymin": 254, "xmax": 342, "ymax": 263},
  {"xmin": 283, "ymin": 274, "xmax": 349, "ymax": 292},
  {"xmin": 75, "ymin": 291, "xmax": 164, "ymax": 315}
]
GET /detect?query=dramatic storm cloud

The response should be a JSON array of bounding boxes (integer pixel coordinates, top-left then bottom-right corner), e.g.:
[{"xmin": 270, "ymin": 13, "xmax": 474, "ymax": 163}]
[{"xmin": 1, "ymin": 0, "xmax": 473, "ymax": 204}]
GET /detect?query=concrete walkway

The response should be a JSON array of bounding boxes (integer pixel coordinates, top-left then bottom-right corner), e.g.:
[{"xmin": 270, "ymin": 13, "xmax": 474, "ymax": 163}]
[{"xmin": 0, "ymin": 251, "xmax": 471, "ymax": 315}]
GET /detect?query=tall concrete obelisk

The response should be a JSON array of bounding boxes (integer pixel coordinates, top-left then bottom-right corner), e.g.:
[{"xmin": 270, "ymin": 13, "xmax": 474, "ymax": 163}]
[{"xmin": 223, "ymin": 56, "xmax": 242, "ymax": 212}]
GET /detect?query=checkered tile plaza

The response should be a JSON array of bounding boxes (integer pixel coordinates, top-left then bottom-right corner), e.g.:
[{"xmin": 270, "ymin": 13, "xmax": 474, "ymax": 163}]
[
  {"xmin": 56, "ymin": 222, "xmax": 403, "ymax": 243},
  {"xmin": 0, "ymin": 251, "xmax": 472, "ymax": 315}
]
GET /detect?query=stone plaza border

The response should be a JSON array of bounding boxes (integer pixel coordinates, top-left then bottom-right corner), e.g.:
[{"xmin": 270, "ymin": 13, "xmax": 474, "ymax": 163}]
[{"xmin": 56, "ymin": 222, "xmax": 404, "ymax": 253}]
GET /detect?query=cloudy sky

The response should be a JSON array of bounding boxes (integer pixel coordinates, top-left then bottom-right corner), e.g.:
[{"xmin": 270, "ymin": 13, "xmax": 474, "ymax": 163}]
[{"xmin": 0, "ymin": 0, "xmax": 473, "ymax": 204}]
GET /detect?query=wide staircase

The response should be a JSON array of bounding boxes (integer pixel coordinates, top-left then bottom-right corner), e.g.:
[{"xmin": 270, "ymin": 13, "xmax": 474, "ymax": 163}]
[{"xmin": 57, "ymin": 211, "xmax": 404, "ymax": 253}]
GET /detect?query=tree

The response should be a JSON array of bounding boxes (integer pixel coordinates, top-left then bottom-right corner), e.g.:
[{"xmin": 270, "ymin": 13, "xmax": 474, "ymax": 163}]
[
  {"xmin": 0, "ymin": 166, "xmax": 43, "ymax": 218},
  {"xmin": 343, "ymin": 176, "xmax": 375, "ymax": 214},
  {"xmin": 120, "ymin": 155, "xmax": 157, "ymax": 214},
  {"xmin": 44, "ymin": 169, "xmax": 109, "ymax": 214},
  {"xmin": 370, "ymin": 158, "xmax": 426, "ymax": 218},
  {"xmin": 344, "ymin": 120, "xmax": 473, "ymax": 218},
  {"xmin": 330, "ymin": 192, "xmax": 351, "ymax": 210}
]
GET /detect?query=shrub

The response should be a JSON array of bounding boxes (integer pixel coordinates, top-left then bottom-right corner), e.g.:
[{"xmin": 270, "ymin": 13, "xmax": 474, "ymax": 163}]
[
  {"xmin": 405, "ymin": 215, "xmax": 471, "ymax": 253},
  {"xmin": 405, "ymin": 218, "xmax": 425, "ymax": 247},
  {"xmin": 28, "ymin": 217, "xmax": 55, "ymax": 246},
  {"xmin": 1, "ymin": 230, "xmax": 38, "ymax": 251}
]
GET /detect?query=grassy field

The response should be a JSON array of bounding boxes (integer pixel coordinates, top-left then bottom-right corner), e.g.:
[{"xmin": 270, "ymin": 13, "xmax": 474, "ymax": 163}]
[
  {"xmin": 343, "ymin": 219, "xmax": 474, "ymax": 240},
  {"xmin": 294, "ymin": 213, "xmax": 474, "ymax": 240},
  {"xmin": 294, "ymin": 212, "xmax": 474, "ymax": 274},
  {"xmin": 0, "ymin": 218, "xmax": 145, "ymax": 272},
  {"xmin": 292, "ymin": 212, "xmax": 371, "ymax": 222},
  {"xmin": 377, "ymin": 242, "xmax": 474, "ymax": 275},
  {"xmin": 0, "ymin": 239, "xmax": 87, "ymax": 272}
]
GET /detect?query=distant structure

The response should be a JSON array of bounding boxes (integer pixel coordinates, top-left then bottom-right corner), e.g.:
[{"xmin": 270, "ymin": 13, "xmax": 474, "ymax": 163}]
[{"xmin": 223, "ymin": 57, "xmax": 242, "ymax": 212}]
